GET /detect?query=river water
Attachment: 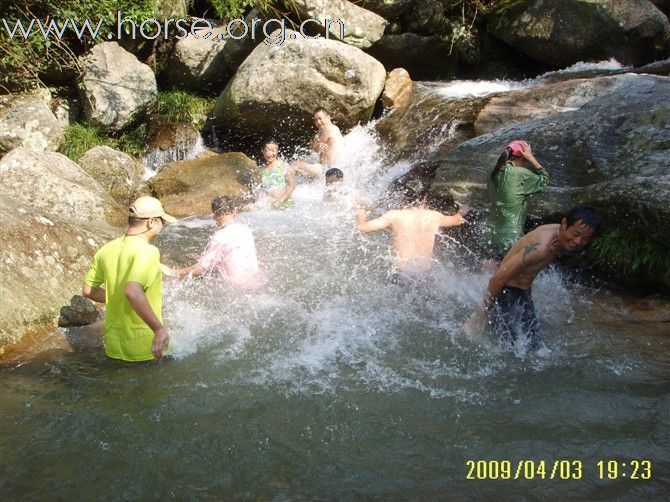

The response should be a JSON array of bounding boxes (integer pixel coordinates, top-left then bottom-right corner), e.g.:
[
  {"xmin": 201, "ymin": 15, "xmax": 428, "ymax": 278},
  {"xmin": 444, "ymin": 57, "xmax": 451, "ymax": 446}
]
[{"xmin": 2, "ymin": 68, "xmax": 669, "ymax": 499}]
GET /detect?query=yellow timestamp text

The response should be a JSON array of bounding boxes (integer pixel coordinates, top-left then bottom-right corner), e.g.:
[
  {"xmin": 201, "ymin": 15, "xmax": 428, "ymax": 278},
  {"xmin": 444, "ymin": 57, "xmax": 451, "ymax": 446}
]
[{"xmin": 465, "ymin": 460, "xmax": 653, "ymax": 480}]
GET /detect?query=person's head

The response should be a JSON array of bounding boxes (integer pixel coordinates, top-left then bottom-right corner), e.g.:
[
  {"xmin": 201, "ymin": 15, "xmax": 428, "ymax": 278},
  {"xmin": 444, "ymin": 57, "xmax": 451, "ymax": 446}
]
[
  {"xmin": 313, "ymin": 107, "xmax": 331, "ymax": 129},
  {"xmin": 325, "ymin": 167, "xmax": 344, "ymax": 185},
  {"xmin": 559, "ymin": 206, "xmax": 602, "ymax": 252},
  {"xmin": 127, "ymin": 196, "xmax": 176, "ymax": 239},
  {"xmin": 211, "ymin": 195, "xmax": 239, "ymax": 219},
  {"xmin": 402, "ymin": 178, "xmax": 426, "ymax": 207},
  {"xmin": 491, "ymin": 139, "xmax": 529, "ymax": 180},
  {"xmin": 262, "ymin": 138, "xmax": 279, "ymax": 164}
]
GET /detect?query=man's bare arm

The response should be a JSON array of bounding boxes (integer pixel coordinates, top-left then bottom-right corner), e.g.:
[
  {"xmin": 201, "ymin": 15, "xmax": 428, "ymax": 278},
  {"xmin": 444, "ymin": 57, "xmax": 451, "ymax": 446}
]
[
  {"xmin": 357, "ymin": 209, "xmax": 393, "ymax": 234},
  {"xmin": 483, "ymin": 243, "xmax": 543, "ymax": 312},
  {"xmin": 82, "ymin": 283, "xmax": 106, "ymax": 303}
]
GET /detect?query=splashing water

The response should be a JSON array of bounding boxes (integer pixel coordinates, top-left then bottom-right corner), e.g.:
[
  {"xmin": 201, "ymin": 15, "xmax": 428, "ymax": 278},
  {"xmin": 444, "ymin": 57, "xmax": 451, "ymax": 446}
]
[{"xmin": 2, "ymin": 83, "xmax": 669, "ymax": 500}]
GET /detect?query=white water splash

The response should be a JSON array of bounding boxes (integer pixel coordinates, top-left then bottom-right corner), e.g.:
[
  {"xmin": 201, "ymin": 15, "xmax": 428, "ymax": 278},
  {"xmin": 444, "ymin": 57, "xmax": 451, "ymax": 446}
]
[{"xmin": 142, "ymin": 134, "xmax": 206, "ymax": 178}]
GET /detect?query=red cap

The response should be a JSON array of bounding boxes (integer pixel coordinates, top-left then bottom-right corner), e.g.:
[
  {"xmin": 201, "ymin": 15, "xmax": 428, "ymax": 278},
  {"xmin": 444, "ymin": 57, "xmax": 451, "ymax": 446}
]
[{"xmin": 507, "ymin": 140, "xmax": 525, "ymax": 157}]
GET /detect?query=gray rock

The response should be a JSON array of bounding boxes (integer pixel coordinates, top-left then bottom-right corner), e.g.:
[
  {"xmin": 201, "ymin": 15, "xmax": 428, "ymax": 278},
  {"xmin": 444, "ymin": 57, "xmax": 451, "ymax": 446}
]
[
  {"xmin": 488, "ymin": 0, "xmax": 670, "ymax": 68},
  {"xmin": 431, "ymin": 74, "xmax": 670, "ymax": 244},
  {"xmin": 0, "ymin": 195, "xmax": 118, "ymax": 346},
  {"xmin": 210, "ymin": 31, "xmax": 386, "ymax": 140},
  {"xmin": 78, "ymin": 42, "xmax": 158, "ymax": 132},
  {"xmin": 286, "ymin": 0, "xmax": 387, "ymax": 49},
  {"xmin": 0, "ymin": 147, "xmax": 126, "ymax": 227},
  {"xmin": 359, "ymin": 0, "xmax": 414, "ymax": 19},
  {"xmin": 0, "ymin": 92, "xmax": 64, "ymax": 154},
  {"xmin": 58, "ymin": 295, "xmax": 99, "ymax": 327},
  {"xmin": 77, "ymin": 146, "xmax": 144, "ymax": 206},
  {"xmin": 401, "ymin": 0, "xmax": 448, "ymax": 36},
  {"xmin": 161, "ymin": 26, "xmax": 246, "ymax": 94},
  {"xmin": 382, "ymin": 68, "xmax": 413, "ymax": 108}
]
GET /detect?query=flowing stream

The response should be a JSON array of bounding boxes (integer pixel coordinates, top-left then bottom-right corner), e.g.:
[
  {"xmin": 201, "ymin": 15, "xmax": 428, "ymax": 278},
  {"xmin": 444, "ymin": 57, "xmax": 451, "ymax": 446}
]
[{"xmin": 2, "ymin": 72, "xmax": 668, "ymax": 499}]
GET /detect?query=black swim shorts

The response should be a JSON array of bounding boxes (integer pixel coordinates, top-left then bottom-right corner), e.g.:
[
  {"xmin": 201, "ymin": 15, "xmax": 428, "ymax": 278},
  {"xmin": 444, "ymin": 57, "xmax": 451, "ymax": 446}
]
[{"xmin": 489, "ymin": 286, "xmax": 540, "ymax": 349}]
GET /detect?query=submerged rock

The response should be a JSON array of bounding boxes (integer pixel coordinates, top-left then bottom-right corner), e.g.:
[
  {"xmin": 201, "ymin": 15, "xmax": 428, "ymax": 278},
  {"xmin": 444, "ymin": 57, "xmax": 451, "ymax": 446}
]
[
  {"xmin": 150, "ymin": 152, "xmax": 259, "ymax": 216},
  {"xmin": 488, "ymin": 0, "xmax": 670, "ymax": 68},
  {"xmin": 58, "ymin": 295, "xmax": 99, "ymax": 327}
]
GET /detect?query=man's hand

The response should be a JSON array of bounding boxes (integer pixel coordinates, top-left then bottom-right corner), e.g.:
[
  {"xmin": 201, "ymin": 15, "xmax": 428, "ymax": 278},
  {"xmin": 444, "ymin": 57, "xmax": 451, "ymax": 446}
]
[
  {"xmin": 462, "ymin": 311, "xmax": 487, "ymax": 339},
  {"xmin": 457, "ymin": 203, "xmax": 472, "ymax": 218},
  {"xmin": 185, "ymin": 252, "xmax": 199, "ymax": 261},
  {"xmin": 152, "ymin": 327, "xmax": 170, "ymax": 359}
]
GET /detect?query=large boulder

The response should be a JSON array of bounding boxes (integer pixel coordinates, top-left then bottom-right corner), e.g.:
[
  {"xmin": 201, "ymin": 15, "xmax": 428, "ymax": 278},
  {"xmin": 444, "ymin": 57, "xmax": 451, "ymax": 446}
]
[
  {"xmin": 0, "ymin": 195, "xmax": 118, "ymax": 347},
  {"xmin": 366, "ymin": 33, "xmax": 458, "ymax": 80},
  {"xmin": 0, "ymin": 147, "xmax": 126, "ymax": 226},
  {"xmin": 78, "ymin": 42, "xmax": 158, "ymax": 132},
  {"xmin": 430, "ymin": 74, "xmax": 670, "ymax": 244},
  {"xmin": 150, "ymin": 153, "xmax": 259, "ymax": 216},
  {"xmin": 210, "ymin": 32, "xmax": 386, "ymax": 141},
  {"xmin": 473, "ymin": 74, "xmax": 639, "ymax": 135},
  {"xmin": 400, "ymin": 0, "xmax": 448, "ymax": 35},
  {"xmin": 285, "ymin": 0, "xmax": 387, "ymax": 48},
  {"xmin": 0, "ymin": 91, "xmax": 64, "ymax": 154},
  {"xmin": 77, "ymin": 146, "xmax": 144, "ymax": 207},
  {"xmin": 160, "ymin": 25, "xmax": 255, "ymax": 94},
  {"xmin": 488, "ymin": 0, "xmax": 670, "ymax": 68}
]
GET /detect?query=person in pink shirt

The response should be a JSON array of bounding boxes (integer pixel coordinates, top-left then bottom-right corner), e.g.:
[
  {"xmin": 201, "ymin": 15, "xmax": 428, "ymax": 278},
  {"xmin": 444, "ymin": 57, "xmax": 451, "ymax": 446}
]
[{"xmin": 167, "ymin": 196, "xmax": 260, "ymax": 288}]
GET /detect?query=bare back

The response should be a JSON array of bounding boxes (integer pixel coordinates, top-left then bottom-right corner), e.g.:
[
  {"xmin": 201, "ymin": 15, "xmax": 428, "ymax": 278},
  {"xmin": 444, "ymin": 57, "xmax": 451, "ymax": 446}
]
[{"xmin": 385, "ymin": 209, "xmax": 445, "ymax": 270}]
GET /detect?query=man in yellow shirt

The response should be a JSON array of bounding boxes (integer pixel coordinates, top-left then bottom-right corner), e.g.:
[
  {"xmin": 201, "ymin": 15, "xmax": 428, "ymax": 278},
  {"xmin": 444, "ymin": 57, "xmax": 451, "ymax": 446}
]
[{"xmin": 82, "ymin": 196, "xmax": 176, "ymax": 362}]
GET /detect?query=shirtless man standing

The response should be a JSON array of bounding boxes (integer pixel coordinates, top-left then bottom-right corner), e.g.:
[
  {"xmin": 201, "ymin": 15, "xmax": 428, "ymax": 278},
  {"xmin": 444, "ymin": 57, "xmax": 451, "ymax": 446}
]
[
  {"xmin": 291, "ymin": 107, "xmax": 343, "ymax": 179},
  {"xmin": 357, "ymin": 188, "xmax": 470, "ymax": 274},
  {"xmin": 464, "ymin": 206, "xmax": 601, "ymax": 348}
]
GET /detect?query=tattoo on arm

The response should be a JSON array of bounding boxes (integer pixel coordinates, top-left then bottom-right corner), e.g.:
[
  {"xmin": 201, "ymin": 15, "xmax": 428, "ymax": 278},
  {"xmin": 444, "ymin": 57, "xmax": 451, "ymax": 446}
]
[{"xmin": 522, "ymin": 242, "xmax": 540, "ymax": 265}]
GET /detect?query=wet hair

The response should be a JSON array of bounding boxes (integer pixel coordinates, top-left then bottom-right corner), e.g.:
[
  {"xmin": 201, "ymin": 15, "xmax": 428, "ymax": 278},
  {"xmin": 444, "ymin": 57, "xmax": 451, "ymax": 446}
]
[
  {"xmin": 211, "ymin": 195, "xmax": 238, "ymax": 216},
  {"xmin": 565, "ymin": 206, "xmax": 602, "ymax": 231},
  {"xmin": 490, "ymin": 147, "xmax": 513, "ymax": 180},
  {"xmin": 313, "ymin": 107, "xmax": 330, "ymax": 116},
  {"xmin": 325, "ymin": 167, "xmax": 343, "ymax": 179},
  {"xmin": 403, "ymin": 178, "xmax": 426, "ymax": 204},
  {"xmin": 263, "ymin": 137, "xmax": 278, "ymax": 148}
]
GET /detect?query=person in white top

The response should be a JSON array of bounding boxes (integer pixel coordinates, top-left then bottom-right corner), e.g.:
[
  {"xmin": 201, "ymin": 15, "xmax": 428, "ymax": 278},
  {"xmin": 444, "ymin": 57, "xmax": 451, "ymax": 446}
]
[{"xmin": 166, "ymin": 196, "xmax": 260, "ymax": 288}]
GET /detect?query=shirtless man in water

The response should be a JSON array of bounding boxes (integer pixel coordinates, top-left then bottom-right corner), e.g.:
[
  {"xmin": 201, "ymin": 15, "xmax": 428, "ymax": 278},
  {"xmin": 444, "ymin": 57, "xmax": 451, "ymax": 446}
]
[
  {"xmin": 291, "ymin": 107, "xmax": 343, "ymax": 179},
  {"xmin": 357, "ymin": 188, "xmax": 470, "ymax": 273},
  {"xmin": 463, "ymin": 206, "xmax": 601, "ymax": 348}
]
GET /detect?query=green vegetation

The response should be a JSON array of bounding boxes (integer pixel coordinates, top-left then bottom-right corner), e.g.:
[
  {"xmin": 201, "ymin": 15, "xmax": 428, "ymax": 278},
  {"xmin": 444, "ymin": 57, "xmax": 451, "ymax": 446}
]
[
  {"xmin": 58, "ymin": 123, "xmax": 114, "ymax": 160},
  {"xmin": 59, "ymin": 122, "xmax": 149, "ymax": 160},
  {"xmin": 588, "ymin": 230, "xmax": 670, "ymax": 289},
  {"xmin": 1, "ymin": 1, "xmax": 171, "ymax": 92},
  {"xmin": 153, "ymin": 91, "xmax": 213, "ymax": 128}
]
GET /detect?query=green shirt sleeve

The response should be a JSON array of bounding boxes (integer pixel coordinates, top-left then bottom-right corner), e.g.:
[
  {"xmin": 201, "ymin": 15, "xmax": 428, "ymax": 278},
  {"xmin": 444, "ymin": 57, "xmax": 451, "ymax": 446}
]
[
  {"xmin": 125, "ymin": 245, "xmax": 160, "ymax": 290},
  {"xmin": 521, "ymin": 167, "xmax": 550, "ymax": 195},
  {"xmin": 84, "ymin": 252, "xmax": 104, "ymax": 287}
]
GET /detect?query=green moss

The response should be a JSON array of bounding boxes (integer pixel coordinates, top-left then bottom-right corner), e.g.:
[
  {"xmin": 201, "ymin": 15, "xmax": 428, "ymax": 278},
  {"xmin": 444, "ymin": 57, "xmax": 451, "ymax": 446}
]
[
  {"xmin": 153, "ymin": 91, "xmax": 213, "ymax": 128},
  {"xmin": 588, "ymin": 230, "xmax": 670, "ymax": 289}
]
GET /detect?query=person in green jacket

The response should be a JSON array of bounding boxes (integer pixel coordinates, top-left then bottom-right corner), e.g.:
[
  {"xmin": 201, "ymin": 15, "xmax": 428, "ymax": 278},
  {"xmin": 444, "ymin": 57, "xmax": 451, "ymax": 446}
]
[{"xmin": 483, "ymin": 140, "xmax": 550, "ymax": 261}]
